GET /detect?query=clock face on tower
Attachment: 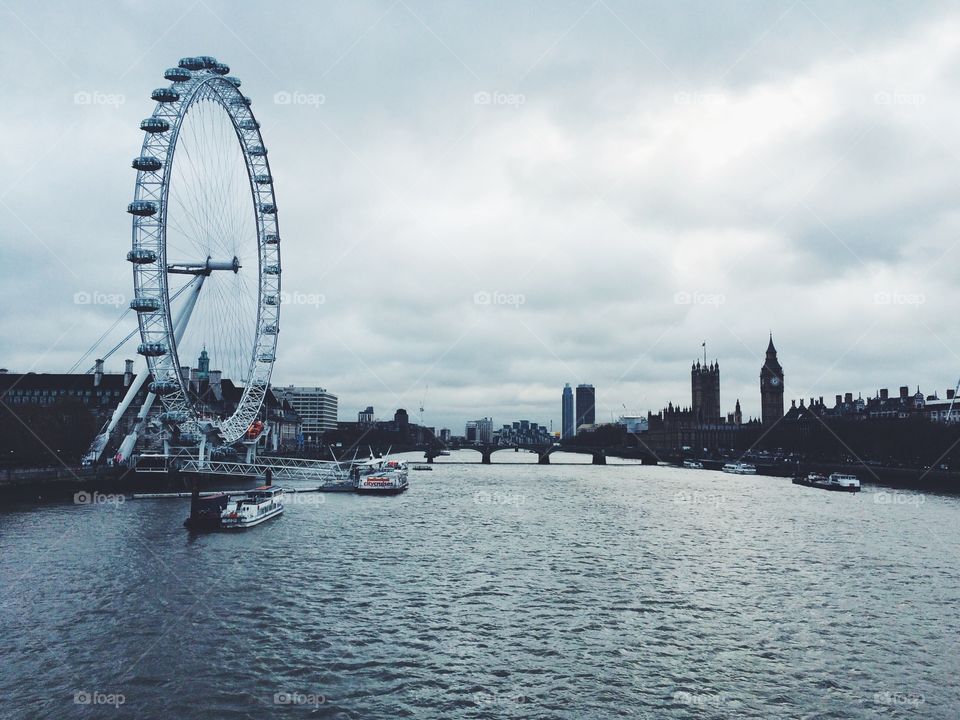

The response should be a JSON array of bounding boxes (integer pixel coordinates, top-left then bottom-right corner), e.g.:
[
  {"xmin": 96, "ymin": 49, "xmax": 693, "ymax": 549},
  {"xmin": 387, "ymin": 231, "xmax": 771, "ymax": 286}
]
[{"xmin": 770, "ymin": 377, "xmax": 781, "ymax": 387}]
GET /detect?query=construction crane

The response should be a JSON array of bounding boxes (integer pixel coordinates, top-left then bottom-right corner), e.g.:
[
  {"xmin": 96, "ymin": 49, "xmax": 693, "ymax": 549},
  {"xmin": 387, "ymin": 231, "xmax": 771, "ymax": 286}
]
[{"xmin": 419, "ymin": 385, "xmax": 429, "ymax": 426}]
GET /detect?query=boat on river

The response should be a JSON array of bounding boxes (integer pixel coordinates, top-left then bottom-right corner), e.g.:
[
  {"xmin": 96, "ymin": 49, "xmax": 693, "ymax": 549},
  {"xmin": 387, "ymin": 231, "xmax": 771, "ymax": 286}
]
[
  {"xmin": 722, "ymin": 462, "xmax": 757, "ymax": 475},
  {"xmin": 354, "ymin": 459, "xmax": 409, "ymax": 495},
  {"xmin": 792, "ymin": 472, "xmax": 860, "ymax": 493},
  {"xmin": 184, "ymin": 483, "xmax": 284, "ymax": 530}
]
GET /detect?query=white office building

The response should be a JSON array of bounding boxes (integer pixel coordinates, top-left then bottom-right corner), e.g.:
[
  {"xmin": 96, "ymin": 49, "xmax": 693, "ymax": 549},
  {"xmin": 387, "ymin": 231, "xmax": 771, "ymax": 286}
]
[{"xmin": 276, "ymin": 386, "xmax": 338, "ymax": 444}]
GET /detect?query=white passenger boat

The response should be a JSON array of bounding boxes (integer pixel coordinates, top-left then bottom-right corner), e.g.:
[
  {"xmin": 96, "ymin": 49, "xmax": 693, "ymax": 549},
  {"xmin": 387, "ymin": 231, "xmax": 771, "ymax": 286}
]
[
  {"xmin": 682, "ymin": 460, "xmax": 704, "ymax": 469},
  {"xmin": 221, "ymin": 485, "xmax": 285, "ymax": 527},
  {"xmin": 184, "ymin": 484, "xmax": 284, "ymax": 530},
  {"xmin": 828, "ymin": 473, "xmax": 860, "ymax": 491},
  {"xmin": 354, "ymin": 459, "xmax": 409, "ymax": 495},
  {"xmin": 792, "ymin": 472, "xmax": 860, "ymax": 493},
  {"xmin": 722, "ymin": 462, "xmax": 757, "ymax": 475}
]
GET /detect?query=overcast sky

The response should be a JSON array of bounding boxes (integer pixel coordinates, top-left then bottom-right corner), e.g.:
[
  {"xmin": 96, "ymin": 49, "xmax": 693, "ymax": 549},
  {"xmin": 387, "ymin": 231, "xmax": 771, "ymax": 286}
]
[{"xmin": 3, "ymin": 0, "xmax": 960, "ymax": 432}]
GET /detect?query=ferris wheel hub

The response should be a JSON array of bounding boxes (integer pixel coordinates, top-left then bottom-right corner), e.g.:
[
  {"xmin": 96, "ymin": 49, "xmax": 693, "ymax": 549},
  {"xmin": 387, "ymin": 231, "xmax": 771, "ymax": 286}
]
[{"xmin": 166, "ymin": 256, "xmax": 241, "ymax": 275}]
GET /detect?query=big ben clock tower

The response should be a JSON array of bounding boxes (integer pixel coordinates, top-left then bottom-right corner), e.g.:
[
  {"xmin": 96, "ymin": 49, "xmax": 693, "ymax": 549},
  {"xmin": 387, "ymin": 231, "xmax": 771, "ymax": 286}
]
[{"xmin": 760, "ymin": 334, "xmax": 784, "ymax": 425}]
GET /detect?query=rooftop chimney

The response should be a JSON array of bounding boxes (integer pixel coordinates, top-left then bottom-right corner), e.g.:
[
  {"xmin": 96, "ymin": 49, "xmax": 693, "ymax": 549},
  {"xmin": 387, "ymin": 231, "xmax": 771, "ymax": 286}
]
[
  {"xmin": 94, "ymin": 359, "xmax": 104, "ymax": 387},
  {"xmin": 880, "ymin": 388, "xmax": 889, "ymax": 400},
  {"xmin": 844, "ymin": 392, "xmax": 853, "ymax": 404},
  {"xmin": 835, "ymin": 394, "xmax": 842, "ymax": 406},
  {"xmin": 949, "ymin": 389, "xmax": 956, "ymax": 400},
  {"xmin": 124, "ymin": 359, "xmax": 134, "ymax": 387}
]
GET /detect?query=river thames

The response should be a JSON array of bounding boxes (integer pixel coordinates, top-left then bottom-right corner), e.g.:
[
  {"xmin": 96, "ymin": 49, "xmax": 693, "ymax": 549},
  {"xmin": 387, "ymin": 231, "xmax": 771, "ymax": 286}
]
[{"xmin": 1, "ymin": 453, "xmax": 958, "ymax": 718}]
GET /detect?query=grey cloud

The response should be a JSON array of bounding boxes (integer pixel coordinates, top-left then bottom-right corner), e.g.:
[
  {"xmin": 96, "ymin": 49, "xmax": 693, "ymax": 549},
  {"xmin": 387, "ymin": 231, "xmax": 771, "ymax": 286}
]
[{"xmin": 3, "ymin": 0, "xmax": 960, "ymax": 432}]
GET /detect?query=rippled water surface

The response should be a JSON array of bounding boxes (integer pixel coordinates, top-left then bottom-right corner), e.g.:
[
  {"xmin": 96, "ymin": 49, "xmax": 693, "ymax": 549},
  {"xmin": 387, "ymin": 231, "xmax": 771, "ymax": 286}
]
[{"xmin": 2, "ymin": 453, "xmax": 959, "ymax": 719}]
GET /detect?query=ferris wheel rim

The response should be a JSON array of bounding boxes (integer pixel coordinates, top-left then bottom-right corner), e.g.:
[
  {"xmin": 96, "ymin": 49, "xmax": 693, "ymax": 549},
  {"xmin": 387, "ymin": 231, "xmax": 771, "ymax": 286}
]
[{"xmin": 128, "ymin": 56, "xmax": 281, "ymax": 445}]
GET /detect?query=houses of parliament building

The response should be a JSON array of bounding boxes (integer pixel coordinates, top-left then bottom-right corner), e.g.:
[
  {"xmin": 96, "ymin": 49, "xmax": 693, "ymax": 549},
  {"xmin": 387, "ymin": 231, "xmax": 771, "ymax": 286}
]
[{"xmin": 645, "ymin": 336, "xmax": 785, "ymax": 452}]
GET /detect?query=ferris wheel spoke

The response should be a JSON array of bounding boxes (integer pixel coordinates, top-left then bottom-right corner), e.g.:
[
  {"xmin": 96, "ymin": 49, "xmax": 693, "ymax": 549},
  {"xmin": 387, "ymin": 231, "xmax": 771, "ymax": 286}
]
[
  {"xmin": 201, "ymin": 98, "xmax": 238, "ymax": 259},
  {"xmin": 172, "ymin": 134, "xmax": 222, "ymax": 258},
  {"xmin": 188, "ymin": 102, "xmax": 242, "ymax": 261}
]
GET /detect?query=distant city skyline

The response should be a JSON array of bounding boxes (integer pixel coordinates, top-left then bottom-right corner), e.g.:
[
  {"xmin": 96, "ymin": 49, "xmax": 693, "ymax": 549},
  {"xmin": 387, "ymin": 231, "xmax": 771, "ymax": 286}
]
[{"xmin": 71, "ymin": 333, "xmax": 959, "ymax": 438}]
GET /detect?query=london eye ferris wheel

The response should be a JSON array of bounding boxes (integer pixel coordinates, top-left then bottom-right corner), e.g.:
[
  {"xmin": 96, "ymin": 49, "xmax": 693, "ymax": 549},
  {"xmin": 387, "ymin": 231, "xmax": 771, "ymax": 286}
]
[{"xmin": 127, "ymin": 55, "xmax": 281, "ymax": 445}]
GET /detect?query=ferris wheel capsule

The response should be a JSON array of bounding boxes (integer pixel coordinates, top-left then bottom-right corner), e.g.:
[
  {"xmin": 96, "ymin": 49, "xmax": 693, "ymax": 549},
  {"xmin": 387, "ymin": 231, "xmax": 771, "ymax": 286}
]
[
  {"xmin": 165, "ymin": 67, "xmax": 191, "ymax": 82},
  {"xmin": 129, "ymin": 296, "xmax": 161, "ymax": 313},
  {"xmin": 127, "ymin": 201, "xmax": 158, "ymax": 216},
  {"xmin": 151, "ymin": 87, "xmax": 179, "ymax": 103},
  {"xmin": 127, "ymin": 248, "xmax": 157, "ymax": 264},
  {"xmin": 150, "ymin": 379, "xmax": 180, "ymax": 396},
  {"xmin": 178, "ymin": 57, "xmax": 205, "ymax": 71},
  {"xmin": 132, "ymin": 156, "xmax": 162, "ymax": 172},
  {"xmin": 137, "ymin": 342, "xmax": 167, "ymax": 357},
  {"xmin": 140, "ymin": 118, "xmax": 170, "ymax": 133}
]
